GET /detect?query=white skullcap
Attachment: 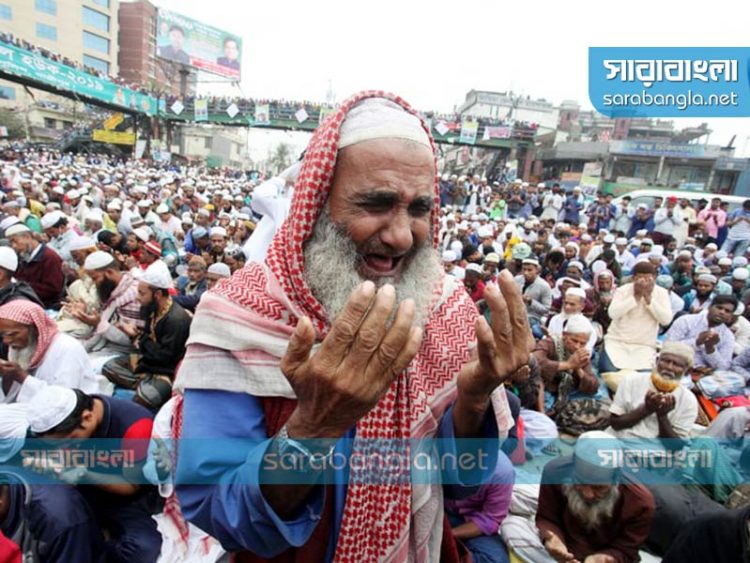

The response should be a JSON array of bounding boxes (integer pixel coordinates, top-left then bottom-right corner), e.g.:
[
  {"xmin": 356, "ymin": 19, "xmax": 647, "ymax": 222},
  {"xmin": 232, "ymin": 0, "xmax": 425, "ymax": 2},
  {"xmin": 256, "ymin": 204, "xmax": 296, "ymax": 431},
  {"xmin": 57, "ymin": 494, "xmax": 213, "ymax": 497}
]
[
  {"xmin": 485, "ymin": 253, "xmax": 500, "ymax": 263},
  {"xmin": 450, "ymin": 241, "xmax": 463, "ymax": 254},
  {"xmin": 107, "ymin": 201, "xmax": 122, "ymax": 211},
  {"xmin": 338, "ymin": 98, "xmax": 430, "ymax": 150},
  {"xmin": 636, "ymin": 229, "xmax": 648, "ymax": 236},
  {"xmin": 27, "ymin": 385, "xmax": 78, "ymax": 434},
  {"xmin": 477, "ymin": 225, "xmax": 494, "ymax": 238},
  {"xmin": 66, "ymin": 189, "xmax": 80, "ymax": 199},
  {"xmin": 603, "ymin": 234, "xmax": 615, "ymax": 244},
  {"xmin": 563, "ymin": 314, "xmax": 591, "ymax": 334},
  {"xmin": 641, "ymin": 238, "xmax": 654, "ymax": 246},
  {"xmin": 0, "ymin": 404, "xmax": 28, "ymax": 462},
  {"xmin": 591, "ymin": 260, "xmax": 607, "ymax": 275},
  {"xmin": 4, "ymin": 224, "xmax": 30, "ymax": 238},
  {"xmin": 716, "ymin": 251, "xmax": 729, "ymax": 260},
  {"xmin": 733, "ymin": 257, "xmax": 749, "ymax": 268},
  {"xmin": 83, "ymin": 250, "xmax": 115, "ymax": 270},
  {"xmin": 68, "ymin": 236, "xmax": 97, "ymax": 252},
  {"xmin": 136, "ymin": 200, "xmax": 151, "ymax": 208},
  {"xmin": 537, "ymin": 182, "xmax": 546, "ymax": 188},
  {"xmin": 0, "ymin": 247, "xmax": 17, "ymax": 273},
  {"xmin": 156, "ymin": 204, "xmax": 169, "ymax": 214},
  {"xmin": 678, "ymin": 250, "xmax": 693, "ymax": 259},
  {"xmin": 41, "ymin": 210, "xmax": 65, "ymax": 230},
  {"xmin": 660, "ymin": 341, "xmax": 695, "ymax": 366},
  {"xmin": 84, "ymin": 211, "xmax": 103, "ymax": 223},
  {"xmin": 565, "ymin": 287, "xmax": 586, "ymax": 300},
  {"xmin": 697, "ymin": 274, "xmax": 717, "ymax": 284},
  {"xmin": 568, "ymin": 260, "xmax": 584, "ymax": 271},
  {"xmin": 580, "ymin": 234, "xmax": 593, "ymax": 242},
  {"xmin": 136, "ymin": 259, "xmax": 173, "ymax": 289},
  {"xmin": 207, "ymin": 262, "xmax": 231, "ymax": 277},
  {"xmin": 706, "ymin": 243, "xmax": 718, "ymax": 251},
  {"xmin": 466, "ymin": 263, "xmax": 483, "ymax": 274},
  {"xmin": 733, "ymin": 268, "xmax": 749, "ymax": 281},
  {"xmin": 134, "ymin": 227, "xmax": 151, "ymax": 243},
  {"xmin": 442, "ymin": 250, "xmax": 457, "ymax": 263},
  {"xmin": 522, "ymin": 258, "xmax": 540, "ymax": 267},
  {"xmin": 210, "ymin": 227, "xmax": 227, "ymax": 238},
  {"xmin": 615, "ymin": 237, "xmax": 627, "ymax": 245},
  {"xmin": 718, "ymin": 257, "xmax": 733, "ymax": 266}
]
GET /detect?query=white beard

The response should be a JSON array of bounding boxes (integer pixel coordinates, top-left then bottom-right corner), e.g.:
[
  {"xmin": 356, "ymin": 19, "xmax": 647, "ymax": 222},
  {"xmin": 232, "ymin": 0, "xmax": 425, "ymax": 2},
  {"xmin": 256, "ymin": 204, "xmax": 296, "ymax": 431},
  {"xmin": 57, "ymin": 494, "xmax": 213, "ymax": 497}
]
[
  {"xmin": 303, "ymin": 210, "xmax": 442, "ymax": 329},
  {"xmin": 9, "ymin": 334, "xmax": 38, "ymax": 371},
  {"xmin": 561, "ymin": 483, "xmax": 620, "ymax": 531}
]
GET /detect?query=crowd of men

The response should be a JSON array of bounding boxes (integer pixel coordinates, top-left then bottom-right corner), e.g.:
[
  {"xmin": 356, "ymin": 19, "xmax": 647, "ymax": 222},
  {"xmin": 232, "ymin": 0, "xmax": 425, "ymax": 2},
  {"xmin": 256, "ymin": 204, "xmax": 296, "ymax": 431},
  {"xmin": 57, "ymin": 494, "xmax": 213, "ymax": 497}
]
[{"xmin": 0, "ymin": 92, "xmax": 747, "ymax": 562}]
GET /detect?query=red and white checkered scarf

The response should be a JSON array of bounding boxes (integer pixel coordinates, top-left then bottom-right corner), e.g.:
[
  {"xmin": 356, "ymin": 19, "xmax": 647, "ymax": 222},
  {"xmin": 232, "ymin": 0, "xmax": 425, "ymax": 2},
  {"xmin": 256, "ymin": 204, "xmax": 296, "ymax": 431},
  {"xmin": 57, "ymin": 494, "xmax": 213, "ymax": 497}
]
[
  {"xmin": 0, "ymin": 300, "xmax": 59, "ymax": 369},
  {"xmin": 176, "ymin": 90, "xmax": 512, "ymax": 562}
]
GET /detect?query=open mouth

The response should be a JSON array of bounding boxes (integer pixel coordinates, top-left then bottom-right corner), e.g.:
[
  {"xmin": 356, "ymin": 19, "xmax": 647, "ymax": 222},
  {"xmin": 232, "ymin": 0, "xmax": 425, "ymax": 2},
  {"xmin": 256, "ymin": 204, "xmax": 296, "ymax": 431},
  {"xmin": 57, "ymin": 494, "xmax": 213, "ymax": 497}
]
[{"xmin": 361, "ymin": 254, "xmax": 404, "ymax": 276}]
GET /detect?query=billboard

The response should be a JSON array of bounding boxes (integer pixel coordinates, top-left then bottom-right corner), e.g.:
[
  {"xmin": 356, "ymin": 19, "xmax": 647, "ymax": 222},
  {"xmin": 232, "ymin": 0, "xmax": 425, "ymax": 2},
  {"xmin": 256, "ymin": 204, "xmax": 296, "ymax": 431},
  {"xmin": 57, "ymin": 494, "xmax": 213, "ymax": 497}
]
[{"xmin": 156, "ymin": 8, "xmax": 242, "ymax": 80}]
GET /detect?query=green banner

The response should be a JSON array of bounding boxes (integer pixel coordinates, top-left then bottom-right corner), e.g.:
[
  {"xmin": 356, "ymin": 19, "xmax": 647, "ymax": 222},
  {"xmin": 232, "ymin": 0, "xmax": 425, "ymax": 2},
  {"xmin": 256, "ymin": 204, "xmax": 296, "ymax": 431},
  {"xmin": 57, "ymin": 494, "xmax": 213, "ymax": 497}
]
[{"xmin": 0, "ymin": 40, "xmax": 156, "ymax": 116}]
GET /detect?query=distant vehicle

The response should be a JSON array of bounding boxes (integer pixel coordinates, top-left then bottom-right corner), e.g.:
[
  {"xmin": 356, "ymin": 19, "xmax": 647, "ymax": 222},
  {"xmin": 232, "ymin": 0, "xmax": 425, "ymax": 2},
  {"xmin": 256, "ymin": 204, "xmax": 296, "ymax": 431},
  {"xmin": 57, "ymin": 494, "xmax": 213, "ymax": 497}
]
[{"xmin": 612, "ymin": 188, "xmax": 747, "ymax": 214}]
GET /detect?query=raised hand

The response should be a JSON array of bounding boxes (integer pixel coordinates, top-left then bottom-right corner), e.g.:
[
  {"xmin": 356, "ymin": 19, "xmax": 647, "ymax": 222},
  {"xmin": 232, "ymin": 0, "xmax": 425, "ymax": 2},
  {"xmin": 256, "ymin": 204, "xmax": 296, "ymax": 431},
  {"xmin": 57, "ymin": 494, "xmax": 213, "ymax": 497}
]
[
  {"xmin": 280, "ymin": 282, "xmax": 423, "ymax": 439},
  {"xmin": 542, "ymin": 530, "xmax": 579, "ymax": 562},
  {"xmin": 457, "ymin": 270, "xmax": 534, "ymax": 402}
]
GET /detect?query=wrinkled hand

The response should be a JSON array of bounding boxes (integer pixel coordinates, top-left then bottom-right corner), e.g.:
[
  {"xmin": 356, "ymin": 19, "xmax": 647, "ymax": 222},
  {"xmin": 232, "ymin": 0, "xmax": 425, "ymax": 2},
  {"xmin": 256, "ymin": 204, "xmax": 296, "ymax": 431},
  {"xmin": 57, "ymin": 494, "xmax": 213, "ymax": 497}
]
[
  {"xmin": 655, "ymin": 393, "xmax": 676, "ymax": 416},
  {"xmin": 644, "ymin": 390, "xmax": 661, "ymax": 414},
  {"xmin": 542, "ymin": 530, "xmax": 578, "ymax": 562},
  {"xmin": 573, "ymin": 348, "xmax": 590, "ymax": 368},
  {"xmin": 0, "ymin": 360, "xmax": 26, "ymax": 384},
  {"xmin": 457, "ymin": 271, "xmax": 534, "ymax": 402},
  {"xmin": 280, "ymin": 282, "xmax": 423, "ymax": 439}
]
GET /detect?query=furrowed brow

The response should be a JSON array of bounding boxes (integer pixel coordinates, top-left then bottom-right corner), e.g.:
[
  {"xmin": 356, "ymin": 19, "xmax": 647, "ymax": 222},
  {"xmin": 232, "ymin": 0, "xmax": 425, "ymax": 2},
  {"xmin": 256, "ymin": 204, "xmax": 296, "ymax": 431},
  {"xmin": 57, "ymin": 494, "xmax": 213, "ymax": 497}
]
[{"xmin": 352, "ymin": 191, "xmax": 399, "ymax": 208}]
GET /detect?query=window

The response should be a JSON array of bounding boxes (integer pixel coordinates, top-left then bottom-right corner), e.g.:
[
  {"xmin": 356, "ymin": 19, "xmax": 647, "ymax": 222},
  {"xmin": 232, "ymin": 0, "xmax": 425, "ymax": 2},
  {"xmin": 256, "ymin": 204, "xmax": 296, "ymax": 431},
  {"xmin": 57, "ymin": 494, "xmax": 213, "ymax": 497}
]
[
  {"xmin": 204, "ymin": 137, "xmax": 213, "ymax": 149},
  {"xmin": 36, "ymin": 23, "xmax": 57, "ymax": 41},
  {"xmin": 83, "ymin": 31, "xmax": 109, "ymax": 54},
  {"xmin": 0, "ymin": 4, "xmax": 11, "ymax": 20},
  {"xmin": 0, "ymin": 86, "xmax": 15, "ymax": 100},
  {"xmin": 83, "ymin": 54, "xmax": 109, "ymax": 75},
  {"xmin": 82, "ymin": 6, "xmax": 109, "ymax": 32},
  {"xmin": 92, "ymin": 0, "xmax": 109, "ymax": 8},
  {"xmin": 44, "ymin": 118, "xmax": 56, "ymax": 129},
  {"xmin": 35, "ymin": 0, "xmax": 56, "ymax": 16}
]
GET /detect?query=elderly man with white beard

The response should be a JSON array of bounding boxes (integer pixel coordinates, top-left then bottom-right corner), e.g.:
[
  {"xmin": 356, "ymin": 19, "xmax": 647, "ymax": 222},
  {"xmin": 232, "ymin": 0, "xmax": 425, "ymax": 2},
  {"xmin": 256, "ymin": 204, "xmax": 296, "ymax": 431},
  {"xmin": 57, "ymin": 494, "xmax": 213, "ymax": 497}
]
[
  {"xmin": 501, "ymin": 431, "xmax": 655, "ymax": 563},
  {"xmin": 173, "ymin": 92, "xmax": 532, "ymax": 562}
]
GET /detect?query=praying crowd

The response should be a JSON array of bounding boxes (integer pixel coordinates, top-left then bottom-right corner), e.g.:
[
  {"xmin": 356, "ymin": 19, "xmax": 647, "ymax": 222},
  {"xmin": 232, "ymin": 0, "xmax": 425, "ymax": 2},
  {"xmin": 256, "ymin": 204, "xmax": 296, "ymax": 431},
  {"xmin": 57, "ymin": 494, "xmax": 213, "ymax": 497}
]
[{"xmin": 0, "ymin": 92, "xmax": 746, "ymax": 563}]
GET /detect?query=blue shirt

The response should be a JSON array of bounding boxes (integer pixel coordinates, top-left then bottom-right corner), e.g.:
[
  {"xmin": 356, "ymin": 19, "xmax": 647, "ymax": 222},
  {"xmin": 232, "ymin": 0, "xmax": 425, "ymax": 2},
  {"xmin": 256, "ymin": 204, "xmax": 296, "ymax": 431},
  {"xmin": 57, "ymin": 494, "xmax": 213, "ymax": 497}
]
[{"xmin": 175, "ymin": 389, "xmax": 499, "ymax": 560}]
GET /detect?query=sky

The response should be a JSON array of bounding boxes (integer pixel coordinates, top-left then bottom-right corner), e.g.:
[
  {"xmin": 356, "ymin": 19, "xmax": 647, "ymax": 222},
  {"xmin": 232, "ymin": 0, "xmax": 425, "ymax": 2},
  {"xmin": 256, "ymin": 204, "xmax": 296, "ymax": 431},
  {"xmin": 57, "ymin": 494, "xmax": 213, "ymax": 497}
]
[{"xmin": 153, "ymin": 0, "xmax": 750, "ymax": 158}]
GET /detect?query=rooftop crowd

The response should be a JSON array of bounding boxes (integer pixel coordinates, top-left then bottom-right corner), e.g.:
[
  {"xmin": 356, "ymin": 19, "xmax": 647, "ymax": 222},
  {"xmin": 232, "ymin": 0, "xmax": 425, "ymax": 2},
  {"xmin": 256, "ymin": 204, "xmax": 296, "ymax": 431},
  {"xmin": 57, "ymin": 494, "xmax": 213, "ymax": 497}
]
[{"xmin": 0, "ymin": 92, "xmax": 747, "ymax": 562}]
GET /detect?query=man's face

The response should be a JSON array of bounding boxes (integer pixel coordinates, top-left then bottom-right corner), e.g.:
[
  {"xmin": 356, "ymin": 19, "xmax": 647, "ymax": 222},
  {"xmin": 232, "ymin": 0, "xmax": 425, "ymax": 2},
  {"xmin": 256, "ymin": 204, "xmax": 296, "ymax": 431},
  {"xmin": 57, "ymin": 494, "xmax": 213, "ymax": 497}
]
[
  {"xmin": 137, "ymin": 282, "xmax": 156, "ymax": 308},
  {"xmin": 0, "ymin": 318, "xmax": 32, "ymax": 349},
  {"xmin": 565, "ymin": 247, "xmax": 577, "ymax": 260},
  {"xmin": 656, "ymin": 352, "xmax": 689, "ymax": 380},
  {"xmin": 563, "ymin": 295, "xmax": 584, "ymax": 315},
  {"xmin": 598, "ymin": 277, "xmax": 613, "ymax": 292},
  {"xmin": 187, "ymin": 264, "xmax": 206, "ymax": 283},
  {"xmin": 522, "ymin": 264, "xmax": 538, "ymax": 283},
  {"xmin": 566, "ymin": 266, "xmax": 582, "ymax": 280},
  {"xmin": 677, "ymin": 257, "xmax": 692, "ymax": 272},
  {"xmin": 572, "ymin": 484, "xmax": 614, "ymax": 505},
  {"xmin": 563, "ymin": 331, "xmax": 589, "ymax": 353},
  {"xmin": 327, "ymin": 139, "xmax": 435, "ymax": 281},
  {"xmin": 169, "ymin": 29, "xmax": 184, "ymax": 50},
  {"xmin": 108, "ymin": 209, "xmax": 121, "ymax": 222},
  {"xmin": 696, "ymin": 280, "xmax": 715, "ymax": 296},
  {"xmin": 464, "ymin": 270, "xmax": 480, "ymax": 290},
  {"xmin": 44, "ymin": 226, "xmax": 61, "ymax": 240},
  {"xmin": 708, "ymin": 302, "xmax": 735, "ymax": 326},
  {"xmin": 711, "ymin": 199, "xmax": 720, "ymax": 210},
  {"xmin": 484, "ymin": 262, "xmax": 498, "ymax": 275},
  {"xmin": 195, "ymin": 235, "xmax": 210, "ymax": 250},
  {"xmin": 206, "ymin": 273, "xmax": 223, "ymax": 289},
  {"xmin": 9, "ymin": 234, "xmax": 33, "ymax": 258},
  {"xmin": 732, "ymin": 279, "xmax": 746, "ymax": 293},
  {"xmin": 210, "ymin": 235, "xmax": 227, "ymax": 252},
  {"xmin": 224, "ymin": 40, "xmax": 238, "ymax": 61}
]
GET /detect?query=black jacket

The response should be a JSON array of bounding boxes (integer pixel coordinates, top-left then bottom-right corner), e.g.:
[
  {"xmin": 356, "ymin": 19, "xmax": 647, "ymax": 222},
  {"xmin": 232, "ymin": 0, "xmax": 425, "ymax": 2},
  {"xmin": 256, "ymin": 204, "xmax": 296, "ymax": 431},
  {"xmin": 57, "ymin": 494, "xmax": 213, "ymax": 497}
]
[{"xmin": 136, "ymin": 301, "xmax": 192, "ymax": 377}]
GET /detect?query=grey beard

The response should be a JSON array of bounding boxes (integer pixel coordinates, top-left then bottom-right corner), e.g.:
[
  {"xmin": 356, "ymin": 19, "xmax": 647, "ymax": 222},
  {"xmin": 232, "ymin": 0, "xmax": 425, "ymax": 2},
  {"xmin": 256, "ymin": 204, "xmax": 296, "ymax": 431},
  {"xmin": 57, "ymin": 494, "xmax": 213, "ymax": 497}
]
[
  {"xmin": 561, "ymin": 483, "xmax": 620, "ymax": 531},
  {"xmin": 9, "ymin": 333, "xmax": 38, "ymax": 371},
  {"xmin": 303, "ymin": 210, "xmax": 442, "ymax": 330}
]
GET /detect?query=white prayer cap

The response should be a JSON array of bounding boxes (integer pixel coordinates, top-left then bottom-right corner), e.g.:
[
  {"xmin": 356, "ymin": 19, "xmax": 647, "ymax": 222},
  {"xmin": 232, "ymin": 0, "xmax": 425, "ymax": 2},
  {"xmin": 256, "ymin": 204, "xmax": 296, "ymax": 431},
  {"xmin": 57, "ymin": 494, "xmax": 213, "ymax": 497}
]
[
  {"xmin": 522, "ymin": 257, "xmax": 540, "ymax": 267},
  {"xmin": 66, "ymin": 189, "xmax": 80, "ymax": 199},
  {"xmin": 197, "ymin": 208, "xmax": 211, "ymax": 217},
  {"xmin": 137, "ymin": 200, "xmax": 151, "ymax": 208},
  {"xmin": 68, "ymin": 236, "xmax": 97, "ymax": 253},
  {"xmin": 615, "ymin": 237, "xmax": 628, "ymax": 245},
  {"xmin": 641, "ymin": 238, "xmax": 653, "ymax": 246},
  {"xmin": 695, "ymin": 266, "xmax": 711, "ymax": 275},
  {"xmin": 591, "ymin": 260, "xmax": 607, "ymax": 275},
  {"xmin": 207, "ymin": 262, "xmax": 231, "ymax": 277},
  {"xmin": 697, "ymin": 274, "xmax": 717, "ymax": 284},
  {"xmin": 210, "ymin": 227, "xmax": 227, "ymax": 238},
  {"xmin": 733, "ymin": 268, "xmax": 749, "ymax": 281},
  {"xmin": 136, "ymin": 259, "xmax": 173, "ymax": 289},
  {"xmin": 27, "ymin": 385, "xmax": 78, "ymax": 434},
  {"xmin": 134, "ymin": 227, "xmax": 151, "ymax": 243},
  {"xmin": 562, "ymin": 314, "xmax": 591, "ymax": 334},
  {"xmin": 0, "ymin": 404, "xmax": 28, "ymax": 462},
  {"xmin": 485, "ymin": 253, "xmax": 500, "ymax": 263},
  {"xmin": 466, "ymin": 263, "xmax": 483, "ymax": 274},
  {"xmin": 603, "ymin": 234, "xmax": 615, "ymax": 244},
  {"xmin": 107, "ymin": 200, "xmax": 122, "ymax": 211},
  {"xmin": 568, "ymin": 260, "xmax": 584, "ymax": 271},
  {"xmin": 84, "ymin": 211, "xmax": 103, "ymax": 223},
  {"xmin": 678, "ymin": 249, "xmax": 693, "ymax": 259},
  {"xmin": 537, "ymin": 182, "xmax": 546, "ymax": 188},
  {"xmin": 83, "ymin": 251, "xmax": 115, "ymax": 271},
  {"xmin": 450, "ymin": 241, "xmax": 463, "ymax": 254},
  {"xmin": 636, "ymin": 229, "xmax": 648, "ymax": 236},
  {"xmin": 41, "ymin": 210, "xmax": 65, "ymax": 230},
  {"xmin": 0, "ymin": 247, "xmax": 17, "ymax": 273},
  {"xmin": 716, "ymin": 250, "xmax": 729, "ymax": 260},
  {"xmin": 718, "ymin": 257, "xmax": 733, "ymax": 266},
  {"xmin": 338, "ymin": 98, "xmax": 430, "ymax": 150},
  {"xmin": 706, "ymin": 243, "xmax": 718, "ymax": 251},
  {"xmin": 4, "ymin": 224, "xmax": 30, "ymax": 238},
  {"xmin": 580, "ymin": 234, "xmax": 593, "ymax": 242},
  {"xmin": 442, "ymin": 250, "xmax": 457, "ymax": 263},
  {"xmin": 660, "ymin": 341, "xmax": 694, "ymax": 366},
  {"xmin": 477, "ymin": 225, "xmax": 493, "ymax": 238},
  {"xmin": 565, "ymin": 287, "xmax": 586, "ymax": 300},
  {"xmin": 733, "ymin": 257, "xmax": 748, "ymax": 268},
  {"xmin": 156, "ymin": 203, "xmax": 170, "ymax": 214}
]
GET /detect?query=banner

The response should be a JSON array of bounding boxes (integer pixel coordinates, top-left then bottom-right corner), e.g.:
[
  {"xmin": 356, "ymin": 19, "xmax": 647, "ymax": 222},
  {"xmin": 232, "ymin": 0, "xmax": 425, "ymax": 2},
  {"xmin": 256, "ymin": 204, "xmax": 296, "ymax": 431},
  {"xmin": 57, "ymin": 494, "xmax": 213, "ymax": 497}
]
[
  {"xmin": 254, "ymin": 103, "xmax": 270, "ymax": 125},
  {"xmin": 459, "ymin": 119, "xmax": 479, "ymax": 144},
  {"xmin": 194, "ymin": 99, "xmax": 208, "ymax": 122},
  {"xmin": 0, "ymin": 40, "xmax": 156, "ymax": 116},
  {"xmin": 483, "ymin": 125, "xmax": 512, "ymax": 139},
  {"xmin": 103, "ymin": 113, "xmax": 124, "ymax": 130},
  {"xmin": 156, "ymin": 8, "xmax": 242, "ymax": 80},
  {"xmin": 92, "ymin": 130, "xmax": 136, "ymax": 145},
  {"xmin": 134, "ymin": 140, "xmax": 147, "ymax": 159}
]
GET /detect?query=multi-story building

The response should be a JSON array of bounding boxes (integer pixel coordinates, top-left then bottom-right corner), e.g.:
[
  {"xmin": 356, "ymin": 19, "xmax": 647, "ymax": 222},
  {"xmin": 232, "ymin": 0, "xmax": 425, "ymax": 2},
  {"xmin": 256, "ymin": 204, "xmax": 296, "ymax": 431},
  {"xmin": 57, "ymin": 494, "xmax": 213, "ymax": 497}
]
[
  {"xmin": 0, "ymin": 0, "xmax": 120, "ymax": 141},
  {"xmin": 176, "ymin": 125, "xmax": 249, "ymax": 169}
]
